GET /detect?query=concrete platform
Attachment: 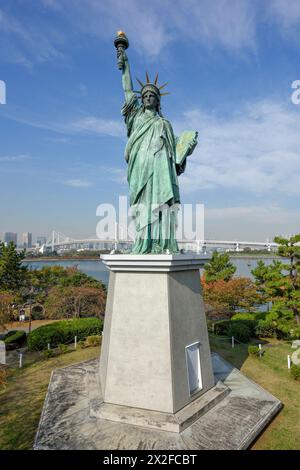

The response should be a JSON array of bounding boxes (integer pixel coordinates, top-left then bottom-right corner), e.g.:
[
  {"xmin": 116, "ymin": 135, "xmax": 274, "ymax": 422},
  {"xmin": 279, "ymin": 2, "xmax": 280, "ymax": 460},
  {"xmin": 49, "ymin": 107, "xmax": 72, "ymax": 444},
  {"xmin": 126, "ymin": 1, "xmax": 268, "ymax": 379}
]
[{"xmin": 34, "ymin": 353, "xmax": 282, "ymax": 450}]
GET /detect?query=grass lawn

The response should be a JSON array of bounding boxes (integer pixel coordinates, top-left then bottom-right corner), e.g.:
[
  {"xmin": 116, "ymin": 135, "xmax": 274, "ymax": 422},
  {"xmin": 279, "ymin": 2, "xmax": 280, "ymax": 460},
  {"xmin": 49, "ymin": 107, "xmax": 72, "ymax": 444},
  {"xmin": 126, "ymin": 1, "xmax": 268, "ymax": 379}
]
[
  {"xmin": 0, "ymin": 346, "xmax": 100, "ymax": 450},
  {"xmin": 209, "ymin": 335, "xmax": 300, "ymax": 450}
]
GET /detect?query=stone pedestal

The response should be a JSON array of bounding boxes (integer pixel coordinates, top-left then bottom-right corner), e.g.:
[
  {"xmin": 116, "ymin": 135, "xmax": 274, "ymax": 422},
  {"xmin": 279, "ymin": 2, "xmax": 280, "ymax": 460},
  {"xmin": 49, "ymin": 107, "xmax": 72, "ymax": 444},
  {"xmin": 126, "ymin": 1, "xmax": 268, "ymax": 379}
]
[{"xmin": 99, "ymin": 254, "xmax": 215, "ymax": 415}]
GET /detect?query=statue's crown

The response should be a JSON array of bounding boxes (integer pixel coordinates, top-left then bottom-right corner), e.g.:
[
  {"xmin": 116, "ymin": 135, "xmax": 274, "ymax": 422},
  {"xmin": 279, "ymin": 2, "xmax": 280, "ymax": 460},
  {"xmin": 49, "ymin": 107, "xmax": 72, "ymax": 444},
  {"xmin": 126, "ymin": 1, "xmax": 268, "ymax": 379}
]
[{"xmin": 135, "ymin": 72, "xmax": 169, "ymax": 100}]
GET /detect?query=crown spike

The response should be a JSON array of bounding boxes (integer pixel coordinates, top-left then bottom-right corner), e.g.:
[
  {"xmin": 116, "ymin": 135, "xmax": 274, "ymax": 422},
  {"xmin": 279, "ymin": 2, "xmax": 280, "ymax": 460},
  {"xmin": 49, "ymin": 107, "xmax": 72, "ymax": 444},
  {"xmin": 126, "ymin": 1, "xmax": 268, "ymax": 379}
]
[
  {"xmin": 136, "ymin": 77, "xmax": 144, "ymax": 88},
  {"xmin": 159, "ymin": 82, "xmax": 168, "ymax": 90},
  {"xmin": 146, "ymin": 71, "xmax": 150, "ymax": 83},
  {"xmin": 160, "ymin": 92, "xmax": 170, "ymax": 96},
  {"xmin": 154, "ymin": 73, "xmax": 159, "ymax": 85}
]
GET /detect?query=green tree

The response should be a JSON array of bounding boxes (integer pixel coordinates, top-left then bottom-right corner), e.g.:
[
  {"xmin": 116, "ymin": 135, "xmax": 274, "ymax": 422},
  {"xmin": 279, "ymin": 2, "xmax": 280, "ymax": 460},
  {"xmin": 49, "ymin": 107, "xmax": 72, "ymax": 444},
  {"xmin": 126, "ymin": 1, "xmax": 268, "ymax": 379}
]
[
  {"xmin": 252, "ymin": 234, "xmax": 300, "ymax": 325},
  {"xmin": 204, "ymin": 251, "xmax": 236, "ymax": 282},
  {"xmin": 0, "ymin": 242, "xmax": 28, "ymax": 291},
  {"xmin": 251, "ymin": 260, "xmax": 285, "ymax": 301},
  {"xmin": 273, "ymin": 234, "xmax": 300, "ymax": 325}
]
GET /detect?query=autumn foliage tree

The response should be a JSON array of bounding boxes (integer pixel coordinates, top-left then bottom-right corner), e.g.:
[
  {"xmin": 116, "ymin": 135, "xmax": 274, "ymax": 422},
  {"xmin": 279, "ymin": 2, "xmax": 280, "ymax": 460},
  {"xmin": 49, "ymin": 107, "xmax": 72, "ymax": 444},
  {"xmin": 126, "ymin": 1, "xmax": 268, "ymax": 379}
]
[
  {"xmin": 202, "ymin": 277, "xmax": 261, "ymax": 318},
  {"xmin": 44, "ymin": 285, "xmax": 106, "ymax": 319},
  {"xmin": 0, "ymin": 291, "xmax": 15, "ymax": 330}
]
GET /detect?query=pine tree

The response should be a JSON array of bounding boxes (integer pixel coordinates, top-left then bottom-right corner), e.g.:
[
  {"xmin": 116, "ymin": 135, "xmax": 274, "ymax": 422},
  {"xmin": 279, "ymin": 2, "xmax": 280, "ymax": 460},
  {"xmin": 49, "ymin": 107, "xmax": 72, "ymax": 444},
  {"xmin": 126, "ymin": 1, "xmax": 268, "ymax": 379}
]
[
  {"xmin": 204, "ymin": 251, "xmax": 236, "ymax": 283},
  {"xmin": 251, "ymin": 235, "xmax": 300, "ymax": 325},
  {"xmin": 273, "ymin": 234, "xmax": 300, "ymax": 325},
  {"xmin": 0, "ymin": 242, "xmax": 28, "ymax": 291}
]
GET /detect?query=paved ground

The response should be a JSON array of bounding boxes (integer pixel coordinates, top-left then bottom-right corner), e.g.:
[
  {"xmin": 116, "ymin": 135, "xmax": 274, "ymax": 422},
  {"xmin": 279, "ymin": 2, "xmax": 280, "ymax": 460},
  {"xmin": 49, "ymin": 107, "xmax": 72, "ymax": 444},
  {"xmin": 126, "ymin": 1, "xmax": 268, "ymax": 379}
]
[{"xmin": 34, "ymin": 353, "xmax": 282, "ymax": 450}]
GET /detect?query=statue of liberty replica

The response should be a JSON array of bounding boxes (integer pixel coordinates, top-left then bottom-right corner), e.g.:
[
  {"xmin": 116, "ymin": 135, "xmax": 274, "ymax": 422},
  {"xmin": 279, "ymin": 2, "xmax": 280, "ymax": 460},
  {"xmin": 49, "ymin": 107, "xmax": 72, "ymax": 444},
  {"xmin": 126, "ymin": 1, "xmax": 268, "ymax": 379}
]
[{"xmin": 114, "ymin": 31, "xmax": 198, "ymax": 254}]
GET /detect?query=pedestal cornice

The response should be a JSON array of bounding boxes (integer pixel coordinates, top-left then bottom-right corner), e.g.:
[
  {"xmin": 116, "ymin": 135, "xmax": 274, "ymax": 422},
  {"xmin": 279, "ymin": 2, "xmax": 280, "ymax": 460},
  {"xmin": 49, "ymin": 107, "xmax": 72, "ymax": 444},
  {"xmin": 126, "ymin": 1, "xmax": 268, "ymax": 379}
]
[{"xmin": 100, "ymin": 254, "xmax": 211, "ymax": 272}]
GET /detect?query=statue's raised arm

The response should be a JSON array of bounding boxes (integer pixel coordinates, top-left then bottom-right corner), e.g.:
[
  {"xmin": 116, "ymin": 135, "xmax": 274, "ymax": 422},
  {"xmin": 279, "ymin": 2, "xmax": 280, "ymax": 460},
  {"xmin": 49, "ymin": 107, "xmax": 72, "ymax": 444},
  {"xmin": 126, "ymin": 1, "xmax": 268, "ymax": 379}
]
[{"xmin": 114, "ymin": 31, "xmax": 134, "ymax": 103}]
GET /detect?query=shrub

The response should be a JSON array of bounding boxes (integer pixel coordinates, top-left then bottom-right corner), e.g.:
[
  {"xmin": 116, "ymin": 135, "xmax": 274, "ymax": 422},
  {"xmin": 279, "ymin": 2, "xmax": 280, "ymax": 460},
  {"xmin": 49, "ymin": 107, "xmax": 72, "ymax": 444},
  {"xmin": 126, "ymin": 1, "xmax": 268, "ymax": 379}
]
[
  {"xmin": 290, "ymin": 363, "xmax": 300, "ymax": 381},
  {"xmin": 85, "ymin": 335, "xmax": 101, "ymax": 347},
  {"xmin": 282, "ymin": 325, "xmax": 300, "ymax": 340},
  {"xmin": 31, "ymin": 306, "xmax": 44, "ymax": 320},
  {"xmin": 27, "ymin": 318, "xmax": 103, "ymax": 351},
  {"xmin": 213, "ymin": 320, "xmax": 231, "ymax": 336},
  {"xmin": 248, "ymin": 345, "xmax": 260, "ymax": 357},
  {"xmin": 58, "ymin": 343, "xmax": 68, "ymax": 354},
  {"xmin": 255, "ymin": 319, "xmax": 277, "ymax": 338},
  {"xmin": 78, "ymin": 340, "xmax": 87, "ymax": 349},
  {"xmin": 4, "ymin": 330, "xmax": 26, "ymax": 348},
  {"xmin": 0, "ymin": 365, "xmax": 8, "ymax": 389},
  {"xmin": 43, "ymin": 349, "xmax": 54, "ymax": 359},
  {"xmin": 228, "ymin": 322, "xmax": 252, "ymax": 343}
]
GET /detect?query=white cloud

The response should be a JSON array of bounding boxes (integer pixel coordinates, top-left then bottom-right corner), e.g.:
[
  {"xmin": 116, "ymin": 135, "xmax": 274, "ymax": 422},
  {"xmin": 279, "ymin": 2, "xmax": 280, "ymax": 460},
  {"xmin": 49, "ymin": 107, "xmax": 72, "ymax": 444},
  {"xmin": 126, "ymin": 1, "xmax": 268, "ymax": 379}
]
[
  {"xmin": 31, "ymin": 0, "xmax": 257, "ymax": 57},
  {"xmin": 70, "ymin": 117, "xmax": 125, "ymax": 137},
  {"xmin": 205, "ymin": 204, "xmax": 300, "ymax": 240},
  {"xmin": 63, "ymin": 179, "xmax": 92, "ymax": 188},
  {"xmin": 175, "ymin": 100, "xmax": 300, "ymax": 196},
  {"xmin": 3, "ymin": 110, "xmax": 125, "ymax": 138},
  {"xmin": 0, "ymin": 6, "xmax": 66, "ymax": 67},
  {"xmin": 98, "ymin": 166, "xmax": 127, "ymax": 184},
  {"xmin": 3, "ymin": 0, "xmax": 300, "ymax": 67},
  {"xmin": 0, "ymin": 154, "xmax": 31, "ymax": 162},
  {"xmin": 269, "ymin": 0, "xmax": 300, "ymax": 28}
]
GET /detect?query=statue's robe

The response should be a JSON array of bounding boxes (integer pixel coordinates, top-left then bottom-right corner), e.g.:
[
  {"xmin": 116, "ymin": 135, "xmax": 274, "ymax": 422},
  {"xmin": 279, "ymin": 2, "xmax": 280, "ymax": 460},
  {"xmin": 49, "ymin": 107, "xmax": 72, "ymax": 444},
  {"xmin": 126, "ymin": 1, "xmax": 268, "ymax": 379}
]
[{"xmin": 122, "ymin": 93, "xmax": 185, "ymax": 254}]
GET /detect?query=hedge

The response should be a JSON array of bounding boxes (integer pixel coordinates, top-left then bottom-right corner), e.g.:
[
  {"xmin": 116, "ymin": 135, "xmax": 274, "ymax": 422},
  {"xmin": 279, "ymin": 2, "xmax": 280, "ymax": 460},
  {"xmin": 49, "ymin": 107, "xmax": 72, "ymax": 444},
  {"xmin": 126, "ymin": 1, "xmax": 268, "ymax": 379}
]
[
  {"xmin": 4, "ymin": 330, "xmax": 26, "ymax": 347},
  {"xmin": 213, "ymin": 319, "xmax": 256, "ymax": 340},
  {"xmin": 290, "ymin": 363, "xmax": 300, "ymax": 381},
  {"xmin": 228, "ymin": 322, "xmax": 252, "ymax": 343},
  {"xmin": 27, "ymin": 318, "xmax": 103, "ymax": 351}
]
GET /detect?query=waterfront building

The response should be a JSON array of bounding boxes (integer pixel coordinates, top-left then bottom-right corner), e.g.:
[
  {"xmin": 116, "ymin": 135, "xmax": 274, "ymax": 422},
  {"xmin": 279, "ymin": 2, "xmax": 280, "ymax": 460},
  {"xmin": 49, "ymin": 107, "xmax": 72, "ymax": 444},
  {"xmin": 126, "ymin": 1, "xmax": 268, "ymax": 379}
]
[
  {"xmin": 22, "ymin": 232, "xmax": 32, "ymax": 249},
  {"xmin": 3, "ymin": 232, "xmax": 17, "ymax": 246}
]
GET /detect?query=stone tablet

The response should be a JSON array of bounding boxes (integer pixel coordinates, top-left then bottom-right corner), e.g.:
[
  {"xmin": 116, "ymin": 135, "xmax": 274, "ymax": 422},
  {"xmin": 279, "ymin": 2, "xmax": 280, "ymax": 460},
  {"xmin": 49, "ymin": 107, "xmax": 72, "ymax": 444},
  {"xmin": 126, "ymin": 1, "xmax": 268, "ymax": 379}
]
[{"xmin": 0, "ymin": 340, "xmax": 6, "ymax": 365}]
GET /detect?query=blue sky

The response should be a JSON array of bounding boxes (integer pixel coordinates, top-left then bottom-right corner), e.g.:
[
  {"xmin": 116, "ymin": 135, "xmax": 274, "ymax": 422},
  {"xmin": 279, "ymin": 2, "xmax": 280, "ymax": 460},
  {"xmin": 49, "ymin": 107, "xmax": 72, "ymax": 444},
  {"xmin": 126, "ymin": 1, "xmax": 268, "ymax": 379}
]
[{"xmin": 0, "ymin": 0, "xmax": 300, "ymax": 243}]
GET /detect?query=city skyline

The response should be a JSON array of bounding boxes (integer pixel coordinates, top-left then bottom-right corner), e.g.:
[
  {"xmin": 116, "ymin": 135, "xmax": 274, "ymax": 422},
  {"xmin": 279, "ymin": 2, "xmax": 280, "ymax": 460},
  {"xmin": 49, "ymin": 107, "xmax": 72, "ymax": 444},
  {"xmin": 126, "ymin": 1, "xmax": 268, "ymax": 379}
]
[{"xmin": 0, "ymin": 1, "xmax": 300, "ymax": 241}]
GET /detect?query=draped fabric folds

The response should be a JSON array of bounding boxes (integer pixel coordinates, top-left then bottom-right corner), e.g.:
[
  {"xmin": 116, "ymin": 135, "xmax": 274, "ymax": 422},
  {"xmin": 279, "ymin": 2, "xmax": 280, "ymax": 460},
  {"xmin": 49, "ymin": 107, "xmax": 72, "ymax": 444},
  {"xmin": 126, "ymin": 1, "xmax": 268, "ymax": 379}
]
[{"xmin": 122, "ymin": 93, "xmax": 181, "ymax": 254}]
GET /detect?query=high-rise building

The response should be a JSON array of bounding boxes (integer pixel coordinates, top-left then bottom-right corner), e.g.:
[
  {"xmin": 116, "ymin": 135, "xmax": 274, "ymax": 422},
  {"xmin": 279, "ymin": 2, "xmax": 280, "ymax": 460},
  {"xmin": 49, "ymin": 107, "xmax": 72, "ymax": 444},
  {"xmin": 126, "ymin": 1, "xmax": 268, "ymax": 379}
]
[
  {"xmin": 3, "ymin": 232, "xmax": 17, "ymax": 246},
  {"xmin": 22, "ymin": 232, "xmax": 32, "ymax": 249},
  {"xmin": 36, "ymin": 236, "xmax": 47, "ymax": 247}
]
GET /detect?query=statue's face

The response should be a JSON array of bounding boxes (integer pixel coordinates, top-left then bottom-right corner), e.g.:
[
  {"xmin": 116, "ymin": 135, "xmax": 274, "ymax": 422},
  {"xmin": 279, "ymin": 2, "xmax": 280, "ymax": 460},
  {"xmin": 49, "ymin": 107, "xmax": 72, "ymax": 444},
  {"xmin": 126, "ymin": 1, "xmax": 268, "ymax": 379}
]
[{"xmin": 142, "ymin": 91, "xmax": 158, "ymax": 111}]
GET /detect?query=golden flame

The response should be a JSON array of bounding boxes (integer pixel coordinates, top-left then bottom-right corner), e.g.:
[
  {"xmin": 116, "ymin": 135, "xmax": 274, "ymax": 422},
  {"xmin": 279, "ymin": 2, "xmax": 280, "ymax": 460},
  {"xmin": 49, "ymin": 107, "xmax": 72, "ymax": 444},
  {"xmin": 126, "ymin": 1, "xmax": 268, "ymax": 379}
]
[{"xmin": 117, "ymin": 30, "xmax": 126, "ymax": 37}]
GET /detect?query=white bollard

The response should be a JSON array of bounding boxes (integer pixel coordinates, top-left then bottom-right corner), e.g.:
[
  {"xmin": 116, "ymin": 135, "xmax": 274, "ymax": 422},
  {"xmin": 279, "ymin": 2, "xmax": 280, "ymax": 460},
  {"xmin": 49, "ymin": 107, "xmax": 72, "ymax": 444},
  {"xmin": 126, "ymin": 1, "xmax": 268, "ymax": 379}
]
[
  {"xmin": 47, "ymin": 343, "xmax": 50, "ymax": 350},
  {"xmin": 19, "ymin": 353, "xmax": 23, "ymax": 369},
  {"xmin": 287, "ymin": 355, "xmax": 291, "ymax": 369},
  {"xmin": 74, "ymin": 336, "xmax": 77, "ymax": 349},
  {"xmin": 231, "ymin": 336, "xmax": 234, "ymax": 348},
  {"xmin": 259, "ymin": 344, "xmax": 262, "ymax": 350},
  {"xmin": 0, "ymin": 341, "xmax": 6, "ymax": 365}
]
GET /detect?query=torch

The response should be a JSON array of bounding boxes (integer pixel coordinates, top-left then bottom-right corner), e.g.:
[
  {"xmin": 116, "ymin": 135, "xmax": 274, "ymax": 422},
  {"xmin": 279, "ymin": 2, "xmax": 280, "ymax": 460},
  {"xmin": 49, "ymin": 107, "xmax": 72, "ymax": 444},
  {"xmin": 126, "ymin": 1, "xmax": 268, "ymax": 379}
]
[{"xmin": 114, "ymin": 30, "xmax": 129, "ymax": 70}]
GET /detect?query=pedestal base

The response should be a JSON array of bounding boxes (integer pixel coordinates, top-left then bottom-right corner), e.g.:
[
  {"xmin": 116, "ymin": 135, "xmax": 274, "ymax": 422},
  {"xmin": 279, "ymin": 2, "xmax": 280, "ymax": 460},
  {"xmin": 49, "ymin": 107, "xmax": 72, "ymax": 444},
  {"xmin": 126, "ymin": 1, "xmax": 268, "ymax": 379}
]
[
  {"xmin": 91, "ymin": 382, "xmax": 229, "ymax": 433},
  {"xmin": 34, "ymin": 354, "xmax": 282, "ymax": 450}
]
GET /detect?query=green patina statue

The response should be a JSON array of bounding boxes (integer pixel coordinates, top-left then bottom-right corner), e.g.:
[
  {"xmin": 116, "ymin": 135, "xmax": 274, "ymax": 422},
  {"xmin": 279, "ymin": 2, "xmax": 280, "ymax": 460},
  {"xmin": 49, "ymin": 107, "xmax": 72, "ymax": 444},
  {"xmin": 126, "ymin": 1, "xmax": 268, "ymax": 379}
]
[{"xmin": 114, "ymin": 31, "xmax": 198, "ymax": 254}]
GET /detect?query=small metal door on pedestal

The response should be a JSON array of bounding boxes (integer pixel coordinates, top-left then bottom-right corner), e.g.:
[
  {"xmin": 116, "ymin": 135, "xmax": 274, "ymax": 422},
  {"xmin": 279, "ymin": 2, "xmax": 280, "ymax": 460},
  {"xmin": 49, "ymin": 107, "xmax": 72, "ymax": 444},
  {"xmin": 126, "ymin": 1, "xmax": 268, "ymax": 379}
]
[{"xmin": 186, "ymin": 342, "xmax": 202, "ymax": 395}]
